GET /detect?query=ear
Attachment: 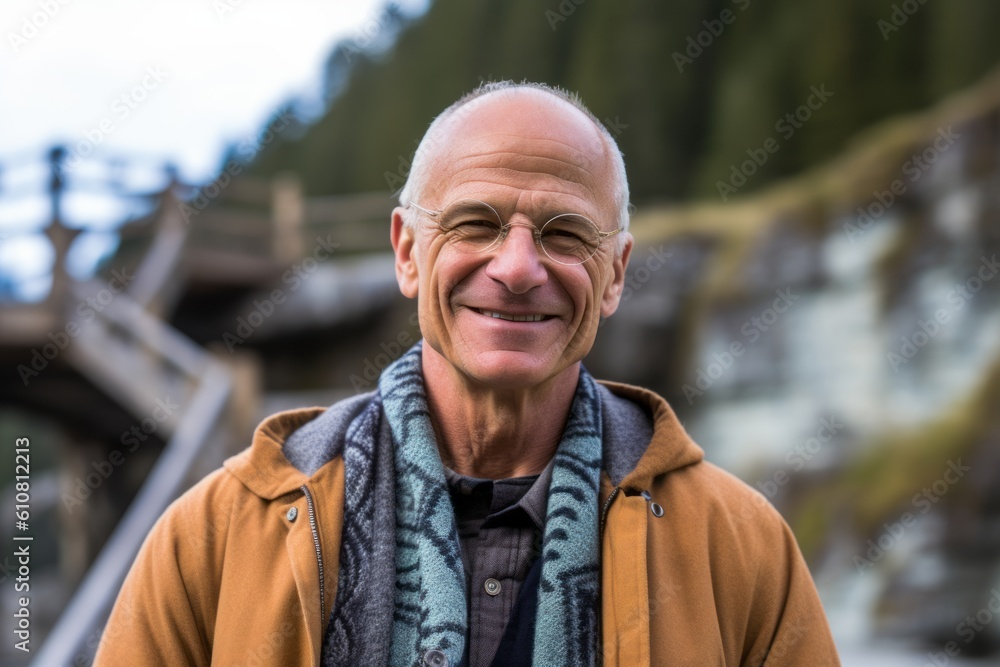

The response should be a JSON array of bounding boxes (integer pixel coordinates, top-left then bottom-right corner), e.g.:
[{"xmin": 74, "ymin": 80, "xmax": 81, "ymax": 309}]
[
  {"xmin": 391, "ymin": 207, "xmax": 419, "ymax": 298},
  {"xmin": 600, "ymin": 233, "xmax": 633, "ymax": 318}
]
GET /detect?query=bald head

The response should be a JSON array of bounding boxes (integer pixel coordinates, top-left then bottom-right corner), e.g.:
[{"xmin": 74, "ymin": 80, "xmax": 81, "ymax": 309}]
[{"xmin": 398, "ymin": 81, "xmax": 631, "ymax": 252}]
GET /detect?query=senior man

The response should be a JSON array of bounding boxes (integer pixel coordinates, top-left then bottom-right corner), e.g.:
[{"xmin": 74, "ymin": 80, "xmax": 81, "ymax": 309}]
[{"xmin": 97, "ymin": 81, "xmax": 840, "ymax": 666}]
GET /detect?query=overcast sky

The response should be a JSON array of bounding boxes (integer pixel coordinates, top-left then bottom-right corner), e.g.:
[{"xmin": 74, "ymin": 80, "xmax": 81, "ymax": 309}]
[{"xmin": 0, "ymin": 0, "xmax": 424, "ymax": 298}]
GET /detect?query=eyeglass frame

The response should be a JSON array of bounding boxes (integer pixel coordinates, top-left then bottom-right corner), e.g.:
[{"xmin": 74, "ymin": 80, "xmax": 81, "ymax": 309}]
[{"xmin": 405, "ymin": 198, "xmax": 623, "ymax": 266}]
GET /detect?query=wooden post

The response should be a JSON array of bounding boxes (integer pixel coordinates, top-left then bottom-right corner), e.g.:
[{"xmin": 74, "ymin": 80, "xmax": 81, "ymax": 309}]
[
  {"xmin": 127, "ymin": 164, "xmax": 189, "ymax": 316},
  {"xmin": 44, "ymin": 146, "xmax": 82, "ymax": 310},
  {"xmin": 271, "ymin": 172, "xmax": 304, "ymax": 263}
]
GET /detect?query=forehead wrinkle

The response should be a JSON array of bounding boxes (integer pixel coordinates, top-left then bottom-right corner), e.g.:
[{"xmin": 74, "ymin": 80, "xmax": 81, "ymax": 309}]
[
  {"xmin": 448, "ymin": 137, "xmax": 602, "ymax": 174},
  {"xmin": 454, "ymin": 132, "xmax": 602, "ymax": 159},
  {"xmin": 436, "ymin": 181, "xmax": 608, "ymax": 226},
  {"xmin": 440, "ymin": 172, "xmax": 596, "ymax": 208},
  {"xmin": 437, "ymin": 115, "xmax": 605, "ymax": 158},
  {"xmin": 450, "ymin": 166, "xmax": 599, "ymax": 198},
  {"xmin": 453, "ymin": 151, "xmax": 599, "ymax": 184},
  {"xmin": 440, "ymin": 154, "xmax": 604, "ymax": 204}
]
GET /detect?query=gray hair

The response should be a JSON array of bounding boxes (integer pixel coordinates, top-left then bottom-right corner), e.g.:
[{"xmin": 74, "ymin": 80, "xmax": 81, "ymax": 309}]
[{"xmin": 397, "ymin": 80, "xmax": 631, "ymax": 254}]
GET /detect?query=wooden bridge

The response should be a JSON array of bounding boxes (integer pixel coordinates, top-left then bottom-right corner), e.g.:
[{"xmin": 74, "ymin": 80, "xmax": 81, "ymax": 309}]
[{"xmin": 0, "ymin": 147, "xmax": 400, "ymax": 665}]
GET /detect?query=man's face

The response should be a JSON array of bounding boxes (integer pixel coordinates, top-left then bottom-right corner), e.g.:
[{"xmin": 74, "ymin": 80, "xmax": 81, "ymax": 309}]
[{"xmin": 391, "ymin": 90, "xmax": 633, "ymax": 390}]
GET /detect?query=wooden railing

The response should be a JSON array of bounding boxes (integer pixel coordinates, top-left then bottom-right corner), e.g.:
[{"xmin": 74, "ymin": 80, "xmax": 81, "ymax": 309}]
[
  {"xmin": 0, "ymin": 148, "xmax": 399, "ymax": 664},
  {"xmin": 31, "ymin": 284, "xmax": 232, "ymax": 666}
]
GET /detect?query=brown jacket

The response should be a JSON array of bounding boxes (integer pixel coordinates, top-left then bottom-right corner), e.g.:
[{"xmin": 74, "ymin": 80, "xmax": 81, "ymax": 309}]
[{"xmin": 95, "ymin": 381, "xmax": 840, "ymax": 666}]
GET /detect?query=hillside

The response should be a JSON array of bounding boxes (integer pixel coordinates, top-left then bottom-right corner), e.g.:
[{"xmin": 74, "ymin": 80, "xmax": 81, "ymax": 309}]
[{"xmin": 243, "ymin": 0, "xmax": 1000, "ymax": 204}]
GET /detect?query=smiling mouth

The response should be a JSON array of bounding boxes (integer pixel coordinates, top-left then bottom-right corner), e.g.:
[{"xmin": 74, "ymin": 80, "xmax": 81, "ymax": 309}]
[{"xmin": 474, "ymin": 308, "xmax": 552, "ymax": 322}]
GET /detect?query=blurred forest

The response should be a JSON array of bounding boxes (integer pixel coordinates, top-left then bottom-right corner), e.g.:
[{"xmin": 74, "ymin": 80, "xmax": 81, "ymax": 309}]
[{"xmin": 245, "ymin": 0, "xmax": 1000, "ymax": 204}]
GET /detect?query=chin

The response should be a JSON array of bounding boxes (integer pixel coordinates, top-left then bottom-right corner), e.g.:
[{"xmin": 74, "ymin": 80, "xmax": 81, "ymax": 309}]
[{"xmin": 463, "ymin": 348, "xmax": 568, "ymax": 389}]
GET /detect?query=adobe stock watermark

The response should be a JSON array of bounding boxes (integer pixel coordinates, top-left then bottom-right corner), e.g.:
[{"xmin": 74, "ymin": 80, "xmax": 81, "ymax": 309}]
[
  {"xmin": 923, "ymin": 588, "xmax": 1000, "ymax": 666},
  {"xmin": 603, "ymin": 115, "xmax": 628, "ymax": 138},
  {"xmin": 598, "ymin": 243, "xmax": 673, "ymax": 328},
  {"xmin": 349, "ymin": 311, "xmax": 420, "ymax": 392},
  {"xmin": 545, "ymin": 0, "xmax": 587, "ymax": 31},
  {"xmin": 619, "ymin": 245, "xmax": 672, "ymax": 304},
  {"xmin": 672, "ymin": 0, "xmax": 751, "ymax": 73},
  {"xmin": 76, "ymin": 595, "xmax": 135, "ymax": 665},
  {"xmin": 887, "ymin": 254, "xmax": 998, "ymax": 372},
  {"xmin": 61, "ymin": 396, "xmax": 180, "ymax": 514},
  {"xmin": 385, "ymin": 89, "xmax": 508, "ymax": 195},
  {"xmin": 756, "ymin": 416, "xmax": 844, "ymax": 499},
  {"xmin": 682, "ymin": 287, "xmax": 800, "ymax": 404},
  {"xmin": 7, "ymin": 0, "xmax": 74, "ymax": 53},
  {"xmin": 853, "ymin": 458, "xmax": 970, "ymax": 573},
  {"xmin": 877, "ymin": 0, "xmax": 927, "ymax": 41},
  {"xmin": 842, "ymin": 126, "xmax": 961, "ymax": 244},
  {"xmin": 716, "ymin": 84, "xmax": 833, "ymax": 201},
  {"xmin": 61, "ymin": 67, "xmax": 168, "ymax": 174},
  {"xmin": 598, "ymin": 578, "xmax": 683, "ymax": 660},
  {"xmin": 221, "ymin": 234, "xmax": 340, "ymax": 351},
  {"xmin": 240, "ymin": 620, "xmax": 295, "ymax": 667},
  {"xmin": 746, "ymin": 614, "xmax": 810, "ymax": 667},
  {"xmin": 341, "ymin": 2, "xmax": 401, "ymax": 62},
  {"xmin": 212, "ymin": 0, "xmax": 249, "ymax": 20},
  {"xmin": 16, "ymin": 267, "xmax": 135, "ymax": 386},
  {"xmin": 180, "ymin": 109, "xmax": 294, "ymax": 223}
]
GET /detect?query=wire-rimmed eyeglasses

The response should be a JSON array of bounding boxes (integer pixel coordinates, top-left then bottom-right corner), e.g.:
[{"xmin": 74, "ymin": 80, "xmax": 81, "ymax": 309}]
[{"xmin": 407, "ymin": 199, "xmax": 621, "ymax": 266}]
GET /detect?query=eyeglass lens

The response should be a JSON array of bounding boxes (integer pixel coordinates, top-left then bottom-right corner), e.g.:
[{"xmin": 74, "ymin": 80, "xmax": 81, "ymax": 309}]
[{"xmin": 433, "ymin": 199, "xmax": 603, "ymax": 265}]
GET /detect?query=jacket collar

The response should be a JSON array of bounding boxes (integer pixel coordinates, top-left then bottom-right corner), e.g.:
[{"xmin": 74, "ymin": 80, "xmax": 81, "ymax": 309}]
[
  {"xmin": 598, "ymin": 381, "xmax": 704, "ymax": 491},
  {"xmin": 225, "ymin": 380, "xmax": 704, "ymax": 500},
  {"xmin": 224, "ymin": 408, "xmax": 323, "ymax": 500}
]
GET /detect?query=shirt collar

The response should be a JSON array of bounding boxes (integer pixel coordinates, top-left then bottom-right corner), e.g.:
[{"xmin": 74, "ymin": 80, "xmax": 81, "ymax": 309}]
[{"xmin": 443, "ymin": 456, "xmax": 556, "ymax": 532}]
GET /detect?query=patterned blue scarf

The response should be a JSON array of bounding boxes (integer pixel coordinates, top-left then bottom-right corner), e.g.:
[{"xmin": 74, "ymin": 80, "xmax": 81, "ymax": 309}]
[{"xmin": 323, "ymin": 341, "xmax": 602, "ymax": 666}]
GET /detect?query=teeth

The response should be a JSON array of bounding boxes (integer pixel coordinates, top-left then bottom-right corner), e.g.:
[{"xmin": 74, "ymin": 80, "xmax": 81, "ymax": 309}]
[{"xmin": 480, "ymin": 310, "xmax": 545, "ymax": 322}]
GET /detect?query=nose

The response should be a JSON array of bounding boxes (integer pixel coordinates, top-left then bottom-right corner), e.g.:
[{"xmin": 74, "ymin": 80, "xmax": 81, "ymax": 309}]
[{"xmin": 483, "ymin": 222, "xmax": 548, "ymax": 294}]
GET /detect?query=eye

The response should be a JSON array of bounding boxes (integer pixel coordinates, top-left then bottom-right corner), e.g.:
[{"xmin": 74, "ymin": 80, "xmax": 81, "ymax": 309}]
[
  {"xmin": 441, "ymin": 216, "xmax": 502, "ymax": 250},
  {"xmin": 543, "ymin": 226, "xmax": 585, "ymax": 240},
  {"xmin": 540, "ymin": 214, "xmax": 600, "ymax": 261},
  {"xmin": 452, "ymin": 218, "xmax": 500, "ymax": 230},
  {"xmin": 541, "ymin": 216, "xmax": 590, "ymax": 243},
  {"xmin": 444, "ymin": 217, "xmax": 502, "ymax": 235}
]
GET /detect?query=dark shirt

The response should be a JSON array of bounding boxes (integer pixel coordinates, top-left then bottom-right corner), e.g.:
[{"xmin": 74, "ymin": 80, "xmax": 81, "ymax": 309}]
[{"xmin": 444, "ymin": 459, "xmax": 554, "ymax": 667}]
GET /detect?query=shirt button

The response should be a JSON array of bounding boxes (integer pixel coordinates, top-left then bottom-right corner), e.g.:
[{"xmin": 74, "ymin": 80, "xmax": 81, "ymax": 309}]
[
  {"xmin": 286, "ymin": 507, "xmax": 298, "ymax": 522},
  {"xmin": 423, "ymin": 649, "xmax": 449, "ymax": 666},
  {"xmin": 484, "ymin": 578, "xmax": 502, "ymax": 596}
]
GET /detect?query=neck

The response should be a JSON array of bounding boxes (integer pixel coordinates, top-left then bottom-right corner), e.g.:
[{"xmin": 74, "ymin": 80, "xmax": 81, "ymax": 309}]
[{"xmin": 421, "ymin": 345, "xmax": 579, "ymax": 479}]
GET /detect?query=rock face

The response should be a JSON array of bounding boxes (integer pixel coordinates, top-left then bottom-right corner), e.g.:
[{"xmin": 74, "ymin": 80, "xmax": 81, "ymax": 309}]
[{"xmin": 586, "ymin": 68, "xmax": 1000, "ymax": 651}]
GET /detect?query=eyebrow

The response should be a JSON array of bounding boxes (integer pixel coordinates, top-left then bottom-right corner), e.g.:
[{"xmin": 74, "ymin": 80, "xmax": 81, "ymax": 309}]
[
  {"xmin": 439, "ymin": 200, "xmax": 498, "ymax": 218},
  {"xmin": 439, "ymin": 199, "xmax": 593, "ymax": 226}
]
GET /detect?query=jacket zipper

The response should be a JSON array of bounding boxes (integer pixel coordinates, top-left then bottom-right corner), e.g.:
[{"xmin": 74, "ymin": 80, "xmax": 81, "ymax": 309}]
[
  {"xmin": 599, "ymin": 486, "xmax": 620, "ymax": 543},
  {"xmin": 300, "ymin": 484, "xmax": 325, "ymax": 623}
]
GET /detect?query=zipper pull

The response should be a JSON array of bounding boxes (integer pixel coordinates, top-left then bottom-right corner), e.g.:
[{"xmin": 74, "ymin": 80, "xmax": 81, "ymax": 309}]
[{"xmin": 640, "ymin": 490, "xmax": 664, "ymax": 518}]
